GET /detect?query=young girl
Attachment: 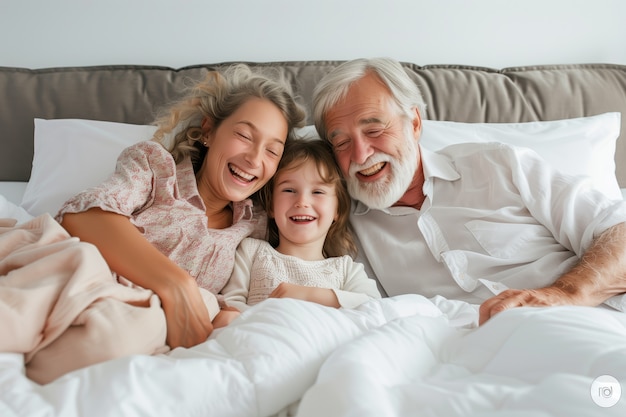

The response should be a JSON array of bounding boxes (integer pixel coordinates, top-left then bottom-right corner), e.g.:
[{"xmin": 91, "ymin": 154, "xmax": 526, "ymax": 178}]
[{"xmin": 221, "ymin": 138, "xmax": 381, "ymax": 311}]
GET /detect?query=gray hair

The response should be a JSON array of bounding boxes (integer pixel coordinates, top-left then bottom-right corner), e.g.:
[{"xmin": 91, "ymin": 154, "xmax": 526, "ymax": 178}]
[{"xmin": 312, "ymin": 58, "xmax": 427, "ymax": 141}]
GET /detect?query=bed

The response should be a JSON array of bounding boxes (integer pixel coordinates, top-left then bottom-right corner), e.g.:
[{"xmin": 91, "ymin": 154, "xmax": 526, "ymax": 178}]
[{"xmin": 1, "ymin": 61, "xmax": 626, "ymax": 416}]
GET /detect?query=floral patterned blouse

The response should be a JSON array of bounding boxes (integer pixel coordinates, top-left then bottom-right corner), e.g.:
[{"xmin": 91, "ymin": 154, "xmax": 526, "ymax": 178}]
[{"xmin": 55, "ymin": 141, "xmax": 267, "ymax": 296}]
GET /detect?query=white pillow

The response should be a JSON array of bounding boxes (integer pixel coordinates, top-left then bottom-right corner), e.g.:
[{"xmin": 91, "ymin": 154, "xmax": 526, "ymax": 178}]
[
  {"xmin": 21, "ymin": 119, "xmax": 157, "ymax": 216},
  {"xmin": 21, "ymin": 113, "xmax": 622, "ymax": 218},
  {"xmin": 0, "ymin": 181, "xmax": 28, "ymax": 205},
  {"xmin": 297, "ymin": 112, "xmax": 622, "ymax": 200},
  {"xmin": 421, "ymin": 112, "xmax": 622, "ymax": 200}
]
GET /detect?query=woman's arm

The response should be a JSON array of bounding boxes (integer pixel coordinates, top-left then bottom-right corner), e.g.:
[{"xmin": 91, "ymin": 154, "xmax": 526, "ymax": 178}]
[{"xmin": 61, "ymin": 208, "xmax": 213, "ymax": 348}]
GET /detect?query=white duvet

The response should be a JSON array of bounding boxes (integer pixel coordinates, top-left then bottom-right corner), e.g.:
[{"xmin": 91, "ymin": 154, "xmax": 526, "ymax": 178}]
[{"xmin": 1, "ymin": 294, "xmax": 624, "ymax": 417}]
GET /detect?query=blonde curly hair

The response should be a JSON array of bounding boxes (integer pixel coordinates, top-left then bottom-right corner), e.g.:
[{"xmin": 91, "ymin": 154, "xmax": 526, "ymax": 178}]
[{"xmin": 152, "ymin": 64, "xmax": 306, "ymax": 172}]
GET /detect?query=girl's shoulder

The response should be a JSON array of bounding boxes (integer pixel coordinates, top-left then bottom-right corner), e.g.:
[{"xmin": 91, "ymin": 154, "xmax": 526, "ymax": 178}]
[
  {"xmin": 239, "ymin": 237, "xmax": 270, "ymax": 253},
  {"xmin": 332, "ymin": 254, "xmax": 362, "ymax": 273},
  {"xmin": 330, "ymin": 254, "xmax": 355, "ymax": 264}
]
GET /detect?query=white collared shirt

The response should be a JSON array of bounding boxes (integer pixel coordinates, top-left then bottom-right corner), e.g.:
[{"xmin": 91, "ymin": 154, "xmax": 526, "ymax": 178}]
[{"xmin": 351, "ymin": 142, "xmax": 626, "ymax": 307}]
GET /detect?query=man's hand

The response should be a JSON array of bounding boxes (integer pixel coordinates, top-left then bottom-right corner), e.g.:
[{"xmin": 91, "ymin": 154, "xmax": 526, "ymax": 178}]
[
  {"xmin": 478, "ymin": 222, "xmax": 626, "ymax": 325},
  {"xmin": 478, "ymin": 286, "xmax": 575, "ymax": 325}
]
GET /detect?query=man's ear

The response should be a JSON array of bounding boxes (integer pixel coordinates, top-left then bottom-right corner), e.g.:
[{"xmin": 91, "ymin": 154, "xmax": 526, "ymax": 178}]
[{"xmin": 411, "ymin": 107, "xmax": 422, "ymax": 141}]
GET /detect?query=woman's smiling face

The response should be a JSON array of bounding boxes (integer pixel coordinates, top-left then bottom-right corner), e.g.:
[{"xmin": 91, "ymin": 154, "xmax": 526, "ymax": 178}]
[{"xmin": 202, "ymin": 97, "xmax": 289, "ymax": 203}]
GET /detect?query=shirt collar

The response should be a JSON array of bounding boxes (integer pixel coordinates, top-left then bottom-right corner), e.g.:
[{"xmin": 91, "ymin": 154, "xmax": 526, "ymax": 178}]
[
  {"xmin": 420, "ymin": 145, "xmax": 460, "ymax": 182},
  {"xmin": 353, "ymin": 145, "xmax": 460, "ymax": 215}
]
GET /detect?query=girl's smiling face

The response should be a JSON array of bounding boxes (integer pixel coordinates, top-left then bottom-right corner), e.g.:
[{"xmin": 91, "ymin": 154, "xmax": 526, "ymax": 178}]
[{"xmin": 271, "ymin": 159, "xmax": 339, "ymax": 259}]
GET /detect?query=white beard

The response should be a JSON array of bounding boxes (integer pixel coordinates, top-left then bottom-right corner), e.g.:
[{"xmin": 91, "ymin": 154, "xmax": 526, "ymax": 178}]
[{"xmin": 347, "ymin": 129, "xmax": 418, "ymax": 210}]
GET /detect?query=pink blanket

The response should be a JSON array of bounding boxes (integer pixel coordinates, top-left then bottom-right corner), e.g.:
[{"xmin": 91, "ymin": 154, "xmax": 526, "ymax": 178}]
[{"xmin": 0, "ymin": 214, "xmax": 168, "ymax": 384}]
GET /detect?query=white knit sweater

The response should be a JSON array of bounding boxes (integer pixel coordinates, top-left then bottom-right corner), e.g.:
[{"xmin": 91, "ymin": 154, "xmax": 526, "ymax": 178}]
[{"xmin": 221, "ymin": 238, "xmax": 381, "ymax": 311}]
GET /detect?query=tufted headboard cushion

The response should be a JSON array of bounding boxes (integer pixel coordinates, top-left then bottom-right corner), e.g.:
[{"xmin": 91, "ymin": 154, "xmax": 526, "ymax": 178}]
[{"xmin": 1, "ymin": 62, "xmax": 625, "ymax": 184}]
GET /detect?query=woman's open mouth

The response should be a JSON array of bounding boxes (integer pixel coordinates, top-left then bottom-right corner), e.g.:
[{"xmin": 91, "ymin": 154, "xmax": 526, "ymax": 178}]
[{"xmin": 229, "ymin": 164, "xmax": 256, "ymax": 183}]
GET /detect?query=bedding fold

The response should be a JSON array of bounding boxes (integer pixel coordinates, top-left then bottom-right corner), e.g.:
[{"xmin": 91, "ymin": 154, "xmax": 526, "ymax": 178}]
[
  {"xmin": 0, "ymin": 214, "xmax": 167, "ymax": 384},
  {"xmin": 295, "ymin": 305, "xmax": 626, "ymax": 417}
]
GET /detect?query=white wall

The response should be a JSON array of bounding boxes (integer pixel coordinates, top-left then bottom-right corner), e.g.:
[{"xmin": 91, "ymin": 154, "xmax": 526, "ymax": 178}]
[{"xmin": 1, "ymin": 0, "xmax": 625, "ymax": 69}]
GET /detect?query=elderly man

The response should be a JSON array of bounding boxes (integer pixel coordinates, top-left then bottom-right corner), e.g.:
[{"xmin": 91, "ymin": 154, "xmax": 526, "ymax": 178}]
[{"xmin": 312, "ymin": 57, "xmax": 626, "ymax": 323}]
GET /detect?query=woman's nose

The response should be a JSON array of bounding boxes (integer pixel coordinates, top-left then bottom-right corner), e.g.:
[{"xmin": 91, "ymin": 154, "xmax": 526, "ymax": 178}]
[{"xmin": 245, "ymin": 146, "xmax": 262, "ymax": 167}]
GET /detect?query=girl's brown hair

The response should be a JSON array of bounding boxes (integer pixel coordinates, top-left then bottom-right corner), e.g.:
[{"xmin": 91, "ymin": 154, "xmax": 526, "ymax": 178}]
[{"xmin": 259, "ymin": 138, "xmax": 357, "ymax": 258}]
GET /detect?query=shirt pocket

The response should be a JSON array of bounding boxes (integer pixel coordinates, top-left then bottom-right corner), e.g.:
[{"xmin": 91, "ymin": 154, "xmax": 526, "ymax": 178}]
[{"xmin": 464, "ymin": 219, "xmax": 559, "ymax": 260}]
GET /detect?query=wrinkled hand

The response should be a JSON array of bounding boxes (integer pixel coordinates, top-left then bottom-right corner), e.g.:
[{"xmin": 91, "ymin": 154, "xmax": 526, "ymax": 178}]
[
  {"xmin": 212, "ymin": 306, "xmax": 241, "ymax": 329},
  {"xmin": 159, "ymin": 277, "xmax": 214, "ymax": 349},
  {"xmin": 478, "ymin": 286, "xmax": 576, "ymax": 325}
]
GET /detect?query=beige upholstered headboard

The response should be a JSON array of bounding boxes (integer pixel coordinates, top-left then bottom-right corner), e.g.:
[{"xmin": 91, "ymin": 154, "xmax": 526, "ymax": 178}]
[{"xmin": 1, "ymin": 62, "xmax": 625, "ymax": 185}]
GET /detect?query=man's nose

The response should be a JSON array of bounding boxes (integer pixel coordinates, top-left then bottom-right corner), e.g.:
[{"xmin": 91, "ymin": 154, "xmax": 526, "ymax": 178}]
[{"xmin": 351, "ymin": 135, "xmax": 373, "ymax": 165}]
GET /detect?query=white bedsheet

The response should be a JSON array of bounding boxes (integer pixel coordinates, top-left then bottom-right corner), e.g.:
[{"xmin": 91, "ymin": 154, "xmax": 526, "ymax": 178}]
[
  {"xmin": 297, "ymin": 304, "xmax": 626, "ymax": 417},
  {"xmin": 2, "ymin": 186, "xmax": 626, "ymax": 416},
  {"xmin": 1, "ymin": 294, "xmax": 624, "ymax": 417}
]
